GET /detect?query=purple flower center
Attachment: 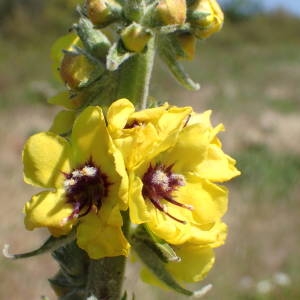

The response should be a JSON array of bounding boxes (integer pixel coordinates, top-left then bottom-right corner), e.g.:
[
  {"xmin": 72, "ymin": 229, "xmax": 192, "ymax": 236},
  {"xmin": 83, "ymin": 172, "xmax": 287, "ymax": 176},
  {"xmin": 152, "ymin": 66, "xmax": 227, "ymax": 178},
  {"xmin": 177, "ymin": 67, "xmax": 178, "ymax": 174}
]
[
  {"xmin": 63, "ymin": 160, "xmax": 110, "ymax": 221},
  {"xmin": 142, "ymin": 163, "xmax": 193, "ymax": 224}
]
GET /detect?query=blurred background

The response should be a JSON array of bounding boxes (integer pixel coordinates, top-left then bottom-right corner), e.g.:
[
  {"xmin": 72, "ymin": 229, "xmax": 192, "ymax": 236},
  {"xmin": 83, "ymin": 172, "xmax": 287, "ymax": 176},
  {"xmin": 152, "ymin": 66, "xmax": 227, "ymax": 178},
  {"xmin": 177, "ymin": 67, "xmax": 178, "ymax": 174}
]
[{"xmin": 1, "ymin": 0, "xmax": 300, "ymax": 299}]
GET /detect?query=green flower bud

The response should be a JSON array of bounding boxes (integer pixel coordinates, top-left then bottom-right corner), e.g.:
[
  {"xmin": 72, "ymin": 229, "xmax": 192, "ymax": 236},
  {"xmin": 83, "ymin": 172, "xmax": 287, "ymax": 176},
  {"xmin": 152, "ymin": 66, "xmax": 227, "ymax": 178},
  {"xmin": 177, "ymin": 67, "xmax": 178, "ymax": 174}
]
[
  {"xmin": 156, "ymin": 0, "xmax": 187, "ymax": 25},
  {"xmin": 121, "ymin": 23, "xmax": 152, "ymax": 53},
  {"xmin": 188, "ymin": 0, "xmax": 224, "ymax": 39},
  {"xmin": 59, "ymin": 52, "xmax": 95, "ymax": 89},
  {"xmin": 86, "ymin": 0, "xmax": 122, "ymax": 26}
]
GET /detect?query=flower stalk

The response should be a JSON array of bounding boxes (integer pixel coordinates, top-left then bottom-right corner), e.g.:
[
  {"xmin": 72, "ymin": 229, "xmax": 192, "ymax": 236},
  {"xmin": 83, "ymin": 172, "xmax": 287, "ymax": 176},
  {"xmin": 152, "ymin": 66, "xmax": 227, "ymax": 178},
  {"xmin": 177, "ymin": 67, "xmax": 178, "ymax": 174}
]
[
  {"xmin": 116, "ymin": 35, "xmax": 156, "ymax": 109},
  {"xmin": 86, "ymin": 256, "xmax": 126, "ymax": 300},
  {"xmin": 85, "ymin": 212, "xmax": 130, "ymax": 300}
]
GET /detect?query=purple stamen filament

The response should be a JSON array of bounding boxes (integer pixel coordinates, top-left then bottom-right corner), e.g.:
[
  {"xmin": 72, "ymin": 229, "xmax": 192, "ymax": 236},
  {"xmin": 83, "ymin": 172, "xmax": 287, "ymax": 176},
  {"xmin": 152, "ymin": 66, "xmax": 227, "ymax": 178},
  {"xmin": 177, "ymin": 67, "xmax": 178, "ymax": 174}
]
[
  {"xmin": 142, "ymin": 163, "xmax": 192, "ymax": 224},
  {"xmin": 63, "ymin": 160, "xmax": 110, "ymax": 221}
]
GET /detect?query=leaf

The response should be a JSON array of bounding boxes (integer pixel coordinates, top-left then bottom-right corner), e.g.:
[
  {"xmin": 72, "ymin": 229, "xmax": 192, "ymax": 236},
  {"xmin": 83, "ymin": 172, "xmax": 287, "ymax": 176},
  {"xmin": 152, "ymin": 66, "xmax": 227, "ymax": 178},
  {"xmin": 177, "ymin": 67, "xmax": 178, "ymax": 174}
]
[
  {"xmin": 106, "ymin": 42, "xmax": 135, "ymax": 71},
  {"xmin": 158, "ymin": 35, "xmax": 200, "ymax": 91},
  {"xmin": 3, "ymin": 229, "xmax": 76, "ymax": 260},
  {"xmin": 51, "ymin": 240, "xmax": 89, "ymax": 278},
  {"xmin": 131, "ymin": 226, "xmax": 193, "ymax": 296}
]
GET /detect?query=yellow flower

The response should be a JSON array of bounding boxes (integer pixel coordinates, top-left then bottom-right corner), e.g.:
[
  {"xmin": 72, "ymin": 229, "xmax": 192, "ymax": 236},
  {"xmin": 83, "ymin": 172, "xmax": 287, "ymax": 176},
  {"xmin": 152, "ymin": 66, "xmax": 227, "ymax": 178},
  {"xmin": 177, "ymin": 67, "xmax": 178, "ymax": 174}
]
[
  {"xmin": 108, "ymin": 99, "xmax": 240, "ymax": 245},
  {"xmin": 189, "ymin": 0, "xmax": 224, "ymax": 39},
  {"xmin": 107, "ymin": 98, "xmax": 192, "ymax": 170},
  {"xmin": 23, "ymin": 106, "xmax": 129, "ymax": 259}
]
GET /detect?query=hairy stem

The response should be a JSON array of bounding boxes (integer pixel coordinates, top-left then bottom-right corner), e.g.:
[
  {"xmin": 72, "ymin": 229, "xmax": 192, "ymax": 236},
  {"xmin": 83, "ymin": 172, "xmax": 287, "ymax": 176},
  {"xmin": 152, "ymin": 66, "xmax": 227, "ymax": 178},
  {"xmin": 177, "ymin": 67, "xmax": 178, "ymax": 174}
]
[
  {"xmin": 86, "ymin": 256, "xmax": 127, "ymax": 300},
  {"xmin": 85, "ymin": 212, "xmax": 130, "ymax": 300},
  {"xmin": 116, "ymin": 36, "xmax": 156, "ymax": 109}
]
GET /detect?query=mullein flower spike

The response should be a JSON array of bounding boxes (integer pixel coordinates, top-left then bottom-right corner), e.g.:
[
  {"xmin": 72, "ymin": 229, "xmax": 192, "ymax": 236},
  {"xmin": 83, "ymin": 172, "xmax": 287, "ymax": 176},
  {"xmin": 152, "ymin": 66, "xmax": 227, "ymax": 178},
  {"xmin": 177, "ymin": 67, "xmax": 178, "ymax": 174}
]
[{"xmin": 10, "ymin": 0, "xmax": 239, "ymax": 298}]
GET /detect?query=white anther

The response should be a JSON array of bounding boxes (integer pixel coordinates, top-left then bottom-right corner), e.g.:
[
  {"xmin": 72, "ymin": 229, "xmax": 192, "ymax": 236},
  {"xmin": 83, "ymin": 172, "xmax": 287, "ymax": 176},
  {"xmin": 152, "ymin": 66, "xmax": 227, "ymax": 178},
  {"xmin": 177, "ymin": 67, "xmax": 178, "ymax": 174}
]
[
  {"xmin": 152, "ymin": 170, "xmax": 169, "ymax": 190},
  {"xmin": 81, "ymin": 166, "xmax": 97, "ymax": 177},
  {"xmin": 64, "ymin": 178, "xmax": 77, "ymax": 191},
  {"xmin": 170, "ymin": 173, "xmax": 186, "ymax": 186},
  {"xmin": 72, "ymin": 169, "xmax": 82, "ymax": 178}
]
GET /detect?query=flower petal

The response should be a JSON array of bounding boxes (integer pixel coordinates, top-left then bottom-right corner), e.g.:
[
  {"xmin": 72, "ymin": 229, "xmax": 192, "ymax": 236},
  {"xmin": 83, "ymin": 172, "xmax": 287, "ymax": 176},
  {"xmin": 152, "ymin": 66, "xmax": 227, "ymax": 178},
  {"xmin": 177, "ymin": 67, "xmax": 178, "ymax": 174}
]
[
  {"xmin": 128, "ymin": 174, "xmax": 151, "ymax": 224},
  {"xmin": 48, "ymin": 91, "xmax": 85, "ymax": 110},
  {"xmin": 71, "ymin": 106, "xmax": 111, "ymax": 166},
  {"xmin": 196, "ymin": 144, "xmax": 241, "ymax": 182},
  {"xmin": 166, "ymin": 246, "xmax": 215, "ymax": 282},
  {"xmin": 174, "ymin": 177, "xmax": 228, "ymax": 225},
  {"xmin": 49, "ymin": 110, "xmax": 76, "ymax": 135},
  {"xmin": 76, "ymin": 211, "xmax": 130, "ymax": 259},
  {"xmin": 24, "ymin": 189, "xmax": 74, "ymax": 237},
  {"xmin": 71, "ymin": 106, "xmax": 128, "ymax": 209},
  {"xmin": 189, "ymin": 221, "xmax": 228, "ymax": 247},
  {"xmin": 107, "ymin": 98, "xmax": 135, "ymax": 134},
  {"xmin": 23, "ymin": 132, "xmax": 71, "ymax": 188},
  {"xmin": 163, "ymin": 123, "xmax": 210, "ymax": 172}
]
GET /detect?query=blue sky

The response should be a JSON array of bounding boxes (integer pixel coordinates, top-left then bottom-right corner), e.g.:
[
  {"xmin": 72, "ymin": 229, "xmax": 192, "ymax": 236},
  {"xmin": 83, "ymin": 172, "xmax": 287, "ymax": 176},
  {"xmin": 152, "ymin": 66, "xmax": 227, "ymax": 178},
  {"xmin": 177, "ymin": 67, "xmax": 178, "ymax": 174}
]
[
  {"xmin": 220, "ymin": 0, "xmax": 300, "ymax": 16},
  {"xmin": 262, "ymin": 0, "xmax": 300, "ymax": 15}
]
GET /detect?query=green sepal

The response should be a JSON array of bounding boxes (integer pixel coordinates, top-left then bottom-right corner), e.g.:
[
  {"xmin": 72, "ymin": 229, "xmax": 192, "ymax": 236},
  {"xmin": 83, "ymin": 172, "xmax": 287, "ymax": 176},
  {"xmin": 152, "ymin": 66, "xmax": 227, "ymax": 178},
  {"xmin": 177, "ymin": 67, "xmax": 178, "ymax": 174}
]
[
  {"xmin": 158, "ymin": 35, "xmax": 200, "ymax": 91},
  {"xmin": 123, "ymin": 0, "xmax": 145, "ymax": 22},
  {"xmin": 49, "ymin": 270, "xmax": 85, "ymax": 300},
  {"xmin": 187, "ymin": 11, "xmax": 211, "ymax": 24},
  {"xmin": 52, "ymin": 240, "xmax": 89, "ymax": 279},
  {"xmin": 106, "ymin": 41, "xmax": 135, "ymax": 71},
  {"xmin": 49, "ymin": 270, "xmax": 84, "ymax": 291},
  {"xmin": 73, "ymin": 16, "xmax": 111, "ymax": 59},
  {"xmin": 84, "ymin": 71, "xmax": 119, "ymax": 107},
  {"xmin": 142, "ymin": 0, "xmax": 160, "ymax": 27},
  {"xmin": 159, "ymin": 24, "xmax": 191, "ymax": 35},
  {"xmin": 131, "ymin": 226, "xmax": 193, "ymax": 296},
  {"xmin": 60, "ymin": 291, "xmax": 85, "ymax": 300},
  {"xmin": 71, "ymin": 47, "xmax": 105, "ymax": 89},
  {"xmin": 186, "ymin": 0, "xmax": 198, "ymax": 6},
  {"xmin": 3, "ymin": 229, "xmax": 76, "ymax": 260}
]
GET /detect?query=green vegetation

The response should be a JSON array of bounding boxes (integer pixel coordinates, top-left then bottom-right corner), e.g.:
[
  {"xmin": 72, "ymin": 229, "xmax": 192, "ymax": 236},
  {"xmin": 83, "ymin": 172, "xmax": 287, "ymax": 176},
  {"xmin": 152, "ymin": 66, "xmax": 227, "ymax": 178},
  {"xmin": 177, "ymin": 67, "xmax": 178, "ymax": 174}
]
[{"xmin": 236, "ymin": 145, "xmax": 300, "ymax": 200}]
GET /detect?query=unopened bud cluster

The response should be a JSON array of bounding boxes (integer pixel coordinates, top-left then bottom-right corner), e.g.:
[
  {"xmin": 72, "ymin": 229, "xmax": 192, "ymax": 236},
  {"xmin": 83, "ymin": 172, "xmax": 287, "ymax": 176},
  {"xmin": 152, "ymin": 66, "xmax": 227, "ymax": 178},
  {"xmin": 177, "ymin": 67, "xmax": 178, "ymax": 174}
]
[{"xmin": 55, "ymin": 0, "xmax": 224, "ymax": 96}]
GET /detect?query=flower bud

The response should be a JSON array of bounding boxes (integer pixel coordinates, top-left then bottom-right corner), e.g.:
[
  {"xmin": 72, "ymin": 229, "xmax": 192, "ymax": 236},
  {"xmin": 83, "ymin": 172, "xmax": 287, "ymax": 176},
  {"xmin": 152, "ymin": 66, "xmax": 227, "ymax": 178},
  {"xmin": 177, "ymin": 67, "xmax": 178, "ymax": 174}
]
[
  {"xmin": 121, "ymin": 23, "xmax": 152, "ymax": 53},
  {"xmin": 156, "ymin": 0, "xmax": 187, "ymax": 25},
  {"xmin": 176, "ymin": 33, "xmax": 197, "ymax": 60},
  {"xmin": 59, "ymin": 52, "xmax": 94, "ymax": 89},
  {"xmin": 86, "ymin": 0, "xmax": 121, "ymax": 26},
  {"xmin": 188, "ymin": 0, "xmax": 224, "ymax": 39}
]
